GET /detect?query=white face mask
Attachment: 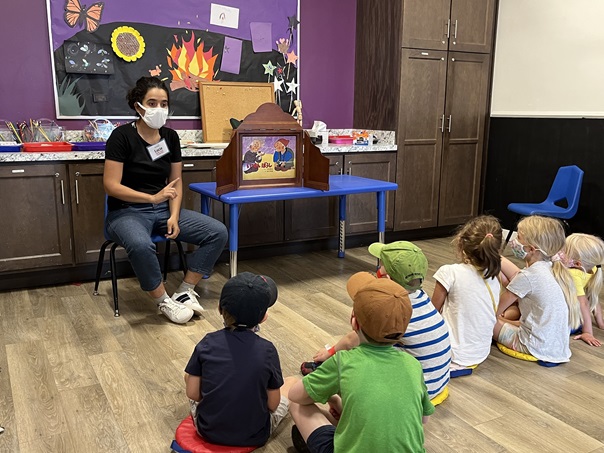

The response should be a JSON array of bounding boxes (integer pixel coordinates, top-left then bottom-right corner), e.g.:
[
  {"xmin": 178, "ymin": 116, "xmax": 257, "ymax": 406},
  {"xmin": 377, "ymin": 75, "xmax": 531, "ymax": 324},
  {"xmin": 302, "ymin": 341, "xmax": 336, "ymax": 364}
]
[{"xmin": 137, "ymin": 102, "xmax": 169, "ymax": 129}]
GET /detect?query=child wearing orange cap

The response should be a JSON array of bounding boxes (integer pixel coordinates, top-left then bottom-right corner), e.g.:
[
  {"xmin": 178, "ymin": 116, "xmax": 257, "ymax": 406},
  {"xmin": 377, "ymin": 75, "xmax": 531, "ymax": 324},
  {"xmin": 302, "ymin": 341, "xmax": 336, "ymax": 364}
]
[{"xmin": 288, "ymin": 272, "xmax": 434, "ymax": 453}]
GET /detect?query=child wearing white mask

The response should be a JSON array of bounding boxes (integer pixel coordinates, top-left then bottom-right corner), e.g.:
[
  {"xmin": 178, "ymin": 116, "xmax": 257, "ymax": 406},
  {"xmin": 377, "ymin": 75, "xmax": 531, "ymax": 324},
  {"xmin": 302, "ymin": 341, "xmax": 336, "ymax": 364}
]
[
  {"xmin": 103, "ymin": 76, "xmax": 228, "ymax": 324},
  {"xmin": 494, "ymin": 216, "xmax": 572, "ymax": 364}
]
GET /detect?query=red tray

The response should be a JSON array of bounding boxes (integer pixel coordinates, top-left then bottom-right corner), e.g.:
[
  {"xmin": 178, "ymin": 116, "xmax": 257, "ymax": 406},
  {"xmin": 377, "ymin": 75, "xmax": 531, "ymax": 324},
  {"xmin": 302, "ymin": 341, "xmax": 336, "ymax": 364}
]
[
  {"xmin": 329, "ymin": 135, "xmax": 354, "ymax": 144},
  {"xmin": 22, "ymin": 142, "xmax": 73, "ymax": 152}
]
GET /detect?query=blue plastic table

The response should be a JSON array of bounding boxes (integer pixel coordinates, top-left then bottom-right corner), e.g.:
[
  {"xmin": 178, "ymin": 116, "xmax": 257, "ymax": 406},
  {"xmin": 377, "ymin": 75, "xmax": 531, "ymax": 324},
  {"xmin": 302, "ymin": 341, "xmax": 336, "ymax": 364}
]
[{"xmin": 189, "ymin": 175, "xmax": 398, "ymax": 277}]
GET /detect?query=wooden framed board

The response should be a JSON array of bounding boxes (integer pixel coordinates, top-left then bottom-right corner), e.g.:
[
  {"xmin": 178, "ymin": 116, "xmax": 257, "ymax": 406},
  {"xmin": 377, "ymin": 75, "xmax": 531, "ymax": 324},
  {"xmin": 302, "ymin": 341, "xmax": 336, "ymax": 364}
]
[{"xmin": 199, "ymin": 81, "xmax": 275, "ymax": 142}]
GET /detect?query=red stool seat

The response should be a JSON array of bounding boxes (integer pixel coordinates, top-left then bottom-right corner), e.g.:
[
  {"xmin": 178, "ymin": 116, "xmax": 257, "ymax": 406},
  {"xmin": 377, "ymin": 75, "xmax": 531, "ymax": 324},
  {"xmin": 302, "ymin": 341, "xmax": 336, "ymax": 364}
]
[{"xmin": 171, "ymin": 416, "xmax": 258, "ymax": 453}]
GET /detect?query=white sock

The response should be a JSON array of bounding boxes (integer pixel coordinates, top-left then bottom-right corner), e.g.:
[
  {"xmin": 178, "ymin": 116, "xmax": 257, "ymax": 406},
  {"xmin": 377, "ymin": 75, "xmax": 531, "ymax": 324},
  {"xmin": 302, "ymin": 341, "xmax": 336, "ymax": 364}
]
[
  {"xmin": 176, "ymin": 281, "xmax": 196, "ymax": 294},
  {"xmin": 154, "ymin": 292, "xmax": 169, "ymax": 305}
]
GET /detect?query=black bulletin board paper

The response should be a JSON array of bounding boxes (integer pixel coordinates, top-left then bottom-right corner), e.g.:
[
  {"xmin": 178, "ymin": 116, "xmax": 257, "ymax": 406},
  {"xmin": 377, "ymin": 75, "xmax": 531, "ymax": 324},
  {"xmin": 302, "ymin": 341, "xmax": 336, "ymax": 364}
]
[{"xmin": 47, "ymin": 0, "xmax": 300, "ymax": 119}]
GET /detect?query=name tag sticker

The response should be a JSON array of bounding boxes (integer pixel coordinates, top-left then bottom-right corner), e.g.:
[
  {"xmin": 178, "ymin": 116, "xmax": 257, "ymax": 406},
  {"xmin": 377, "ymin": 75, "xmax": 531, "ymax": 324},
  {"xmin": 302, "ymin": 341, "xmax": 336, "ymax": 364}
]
[{"xmin": 147, "ymin": 139, "xmax": 170, "ymax": 161}]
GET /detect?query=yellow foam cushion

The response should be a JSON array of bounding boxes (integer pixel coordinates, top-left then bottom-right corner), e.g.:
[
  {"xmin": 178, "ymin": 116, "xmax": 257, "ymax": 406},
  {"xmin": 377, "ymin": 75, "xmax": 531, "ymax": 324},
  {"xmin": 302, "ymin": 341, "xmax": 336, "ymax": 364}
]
[
  {"xmin": 496, "ymin": 343, "xmax": 537, "ymax": 361},
  {"xmin": 430, "ymin": 386, "xmax": 449, "ymax": 406}
]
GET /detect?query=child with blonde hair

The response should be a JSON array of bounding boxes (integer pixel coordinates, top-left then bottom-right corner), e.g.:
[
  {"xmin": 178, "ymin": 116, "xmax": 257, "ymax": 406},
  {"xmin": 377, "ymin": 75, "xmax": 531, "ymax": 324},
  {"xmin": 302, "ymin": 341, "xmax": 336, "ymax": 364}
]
[
  {"xmin": 432, "ymin": 215, "xmax": 503, "ymax": 376},
  {"xmin": 494, "ymin": 216, "xmax": 572, "ymax": 363},
  {"xmin": 562, "ymin": 233, "xmax": 604, "ymax": 347}
]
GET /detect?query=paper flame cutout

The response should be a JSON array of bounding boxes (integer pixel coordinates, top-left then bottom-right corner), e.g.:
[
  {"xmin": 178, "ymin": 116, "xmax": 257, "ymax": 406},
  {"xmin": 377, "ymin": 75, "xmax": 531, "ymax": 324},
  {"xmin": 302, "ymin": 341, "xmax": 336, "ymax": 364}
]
[{"xmin": 166, "ymin": 31, "xmax": 218, "ymax": 91}]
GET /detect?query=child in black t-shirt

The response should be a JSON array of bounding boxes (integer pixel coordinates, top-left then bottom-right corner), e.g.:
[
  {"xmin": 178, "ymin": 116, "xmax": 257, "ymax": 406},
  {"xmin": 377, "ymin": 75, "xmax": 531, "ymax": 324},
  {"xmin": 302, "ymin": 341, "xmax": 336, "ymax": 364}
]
[{"xmin": 184, "ymin": 272, "xmax": 296, "ymax": 447}]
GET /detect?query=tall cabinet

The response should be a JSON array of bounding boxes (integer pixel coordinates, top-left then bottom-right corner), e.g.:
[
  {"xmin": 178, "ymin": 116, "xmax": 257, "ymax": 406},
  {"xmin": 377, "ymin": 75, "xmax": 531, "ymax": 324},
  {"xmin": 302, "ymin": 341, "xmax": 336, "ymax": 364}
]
[{"xmin": 354, "ymin": 0, "xmax": 496, "ymax": 230}]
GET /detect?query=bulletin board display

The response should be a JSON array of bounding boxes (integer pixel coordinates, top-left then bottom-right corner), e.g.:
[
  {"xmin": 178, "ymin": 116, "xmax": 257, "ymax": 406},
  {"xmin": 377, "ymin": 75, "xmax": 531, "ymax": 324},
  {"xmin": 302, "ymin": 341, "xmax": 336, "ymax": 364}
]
[
  {"xmin": 46, "ymin": 0, "xmax": 300, "ymax": 119},
  {"xmin": 199, "ymin": 81, "xmax": 275, "ymax": 142}
]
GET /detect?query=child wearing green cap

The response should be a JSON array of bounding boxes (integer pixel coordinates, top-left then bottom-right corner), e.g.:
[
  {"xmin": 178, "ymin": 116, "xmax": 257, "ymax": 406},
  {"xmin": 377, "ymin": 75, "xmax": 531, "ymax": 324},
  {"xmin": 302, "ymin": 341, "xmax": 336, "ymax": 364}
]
[{"xmin": 302, "ymin": 241, "xmax": 451, "ymax": 404}]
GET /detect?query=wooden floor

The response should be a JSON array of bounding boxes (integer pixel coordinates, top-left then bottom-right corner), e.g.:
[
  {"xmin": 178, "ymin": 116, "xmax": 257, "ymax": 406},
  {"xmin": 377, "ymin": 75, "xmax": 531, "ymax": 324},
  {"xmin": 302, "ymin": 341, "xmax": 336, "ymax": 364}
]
[{"xmin": 1, "ymin": 237, "xmax": 604, "ymax": 452}]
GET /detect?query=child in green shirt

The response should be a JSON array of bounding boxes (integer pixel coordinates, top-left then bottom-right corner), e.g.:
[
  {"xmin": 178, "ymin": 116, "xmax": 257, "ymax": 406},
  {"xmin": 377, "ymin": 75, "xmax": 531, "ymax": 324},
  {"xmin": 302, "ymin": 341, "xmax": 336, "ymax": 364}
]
[{"xmin": 288, "ymin": 272, "xmax": 434, "ymax": 453}]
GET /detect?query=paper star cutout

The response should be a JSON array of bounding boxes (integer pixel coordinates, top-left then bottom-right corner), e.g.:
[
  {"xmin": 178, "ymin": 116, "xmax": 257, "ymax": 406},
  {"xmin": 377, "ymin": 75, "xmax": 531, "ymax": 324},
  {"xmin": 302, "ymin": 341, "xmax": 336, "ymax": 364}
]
[
  {"xmin": 288, "ymin": 15, "xmax": 300, "ymax": 30},
  {"xmin": 263, "ymin": 61, "xmax": 276, "ymax": 76},
  {"xmin": 286, "ymin": 50, "xmax": 298, "ymax": 66},
  {"xmin": 286, "ymin": 79, "xmax": 299, "ymax": 94},
  {"xmin": 273, "ymin": 77, "xmax": 284, "ymax": 93}
]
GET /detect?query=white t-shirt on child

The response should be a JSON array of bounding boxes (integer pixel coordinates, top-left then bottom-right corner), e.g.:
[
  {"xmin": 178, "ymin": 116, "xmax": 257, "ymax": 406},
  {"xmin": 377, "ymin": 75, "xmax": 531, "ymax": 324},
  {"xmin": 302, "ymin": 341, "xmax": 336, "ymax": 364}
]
[
  {"xmin": 433, "ymin": 263, "xmax": 500, "ymax": 367},
  {"xmin": 507, "ymin": 260, "xmax": 571, "ymax": 363}
]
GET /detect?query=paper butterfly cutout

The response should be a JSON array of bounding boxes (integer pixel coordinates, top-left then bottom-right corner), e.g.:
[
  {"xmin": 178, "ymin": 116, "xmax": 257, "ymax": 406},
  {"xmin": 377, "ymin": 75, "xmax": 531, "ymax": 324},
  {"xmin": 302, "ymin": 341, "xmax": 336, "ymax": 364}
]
[{"xmin": 64, "ymin": 0, "xmax": 105, "ymax": 33}]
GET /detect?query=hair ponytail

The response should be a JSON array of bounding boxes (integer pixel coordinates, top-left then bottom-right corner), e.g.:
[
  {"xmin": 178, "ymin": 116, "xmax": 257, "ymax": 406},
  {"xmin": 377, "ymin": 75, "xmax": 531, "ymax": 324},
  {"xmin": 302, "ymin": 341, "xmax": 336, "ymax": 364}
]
[
  {"xmin": 453, "ymin": 215, "xmax": 503, "ymax": 279},
  {"xmin": 552, "ymin": 260, "xmax": 581, "ymax": 330}
]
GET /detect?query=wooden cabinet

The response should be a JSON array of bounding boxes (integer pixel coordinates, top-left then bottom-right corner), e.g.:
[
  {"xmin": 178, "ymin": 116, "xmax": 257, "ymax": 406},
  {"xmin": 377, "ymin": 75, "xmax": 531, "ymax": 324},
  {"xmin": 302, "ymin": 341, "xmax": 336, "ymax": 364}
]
[
  {"xmin": 0, "ymin": 164, "xmax": 72, "ymax": 271},
  {"xmin": 284, "ymin": 155, "xmax": 342, "ymax": 241},
  {"xmin": 355, "ymin": 0, "xmax": 496, "ymax": 231},
  {"xmin": 345, "ymin": 152, "xmax": 397, "ymax": 234},
  {"xmin": 395, "ymin": 50, "xmax": 490, "ymax": 229},
  {"xmin": 69, "ymin": 163, "xmax": 107, "ymax": 264},
  {"xmin": 284, "ymin": 152, "xmax": 397, "ymax": 240},
  {"xmin": 402, "ymin": 0, "xmax": 496, "ymax": 53}
]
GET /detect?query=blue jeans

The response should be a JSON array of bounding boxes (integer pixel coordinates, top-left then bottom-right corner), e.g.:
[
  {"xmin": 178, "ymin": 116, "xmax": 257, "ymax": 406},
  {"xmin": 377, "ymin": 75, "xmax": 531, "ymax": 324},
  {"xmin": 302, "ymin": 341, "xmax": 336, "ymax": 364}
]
[{"xmin": 106, "ymin": 202, "xmax": 228, "ymax": 291}]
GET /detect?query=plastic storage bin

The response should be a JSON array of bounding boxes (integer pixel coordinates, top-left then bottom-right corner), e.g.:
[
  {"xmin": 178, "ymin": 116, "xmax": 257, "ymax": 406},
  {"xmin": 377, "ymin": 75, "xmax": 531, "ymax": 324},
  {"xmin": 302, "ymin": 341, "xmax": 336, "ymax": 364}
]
[
  {"xmin": 71, "ymin": 141, "xmax": 106, "ymax": 151},
  {"xmin": 22, "ymin": 142, "xmax": 73, "ymax": 152},
  {"xmin": 0, "ymin": 143, "xmax": 22, "ymax": 152},
  {"xmin": 328, "ymin": 135, "xmax": 354, "ymax": 145}
]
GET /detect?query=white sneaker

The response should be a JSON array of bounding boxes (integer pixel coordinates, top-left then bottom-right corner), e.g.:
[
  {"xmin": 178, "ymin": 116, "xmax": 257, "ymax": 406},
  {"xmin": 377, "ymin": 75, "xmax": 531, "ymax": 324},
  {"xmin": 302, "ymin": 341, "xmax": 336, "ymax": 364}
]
[
  {"xmin": 158, "ymin": 297, "xmax": 194, "ymax": 324},
  {"xmin": 172, "ymin": 288, "xmax": 204, "ymax": 316}
]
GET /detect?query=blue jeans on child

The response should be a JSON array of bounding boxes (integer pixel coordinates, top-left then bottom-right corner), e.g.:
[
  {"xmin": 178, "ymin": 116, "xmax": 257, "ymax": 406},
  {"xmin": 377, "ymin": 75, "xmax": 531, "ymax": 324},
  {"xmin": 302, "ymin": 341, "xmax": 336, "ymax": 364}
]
[{"xmin": 106, "ymin": 202, "xmax": 228, "ymax": 291}]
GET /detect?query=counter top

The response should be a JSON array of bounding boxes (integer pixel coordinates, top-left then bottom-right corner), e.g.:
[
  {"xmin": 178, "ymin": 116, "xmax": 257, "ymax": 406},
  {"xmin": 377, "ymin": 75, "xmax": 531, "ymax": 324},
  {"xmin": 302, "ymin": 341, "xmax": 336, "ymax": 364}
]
[{"xmin": 0, "ymin": 143, "xmax": 396, "ymax": 163}]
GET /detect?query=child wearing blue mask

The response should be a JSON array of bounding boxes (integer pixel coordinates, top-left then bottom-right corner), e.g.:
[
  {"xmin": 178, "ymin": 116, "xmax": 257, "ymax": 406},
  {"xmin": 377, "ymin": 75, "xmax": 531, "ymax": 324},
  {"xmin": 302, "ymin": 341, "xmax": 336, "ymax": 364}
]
[{"xmin": 494, "ymin": 216, "xmax": 573, "ymax": 364}]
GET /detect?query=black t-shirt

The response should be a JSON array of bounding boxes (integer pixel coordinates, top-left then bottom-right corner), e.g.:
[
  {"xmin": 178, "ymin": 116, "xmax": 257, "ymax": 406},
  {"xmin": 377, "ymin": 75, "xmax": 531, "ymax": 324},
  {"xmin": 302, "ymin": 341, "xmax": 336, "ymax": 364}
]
[
  {"xmin": 104, "ymin": 122, "xmax": 182, "ymax": 211},
  {"xmin": 184, "ymin": 328, "xmax": 284, "ymax": 447}
]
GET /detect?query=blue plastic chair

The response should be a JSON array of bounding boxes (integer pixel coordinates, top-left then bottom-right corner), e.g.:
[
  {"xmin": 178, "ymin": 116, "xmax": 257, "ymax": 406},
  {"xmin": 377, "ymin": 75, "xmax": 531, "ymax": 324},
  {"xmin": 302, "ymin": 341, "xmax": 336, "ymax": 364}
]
[
  {"xmin": 93, "ymin": 197, "xmax": 187, "ymax": 317},
  {"xmin": 504, "ymin": 165, "xmax": 584, "ymax": 246}
]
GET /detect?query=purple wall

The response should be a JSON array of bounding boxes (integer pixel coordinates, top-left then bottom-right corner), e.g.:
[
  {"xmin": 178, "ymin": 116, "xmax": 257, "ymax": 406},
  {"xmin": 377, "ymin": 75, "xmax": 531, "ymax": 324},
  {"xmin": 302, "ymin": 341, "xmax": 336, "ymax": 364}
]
[
  {"xmin": 299, "ymin": 0, "xmax": 356, "ymax": 129},
  {"xmin": 0, "ymin": 0, "xmax": 355, "ymax": 130}
]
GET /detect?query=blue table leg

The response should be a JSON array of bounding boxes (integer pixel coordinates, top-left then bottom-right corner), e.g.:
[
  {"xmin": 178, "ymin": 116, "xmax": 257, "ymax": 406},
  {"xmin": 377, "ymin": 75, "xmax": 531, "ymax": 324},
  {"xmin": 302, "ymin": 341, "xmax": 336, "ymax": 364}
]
[
  {"xmin": 377, "ymin": 191, "xmax": 386, "ymax": 243},
  {"xmin": 338, "ymin": 195, "xmax": 346, "ymax": 258},
  {"xmin": 229, "ymin": 204, "xmax": 239, "ymax": 278},
  {"xmin": 377, "ymin": 191, "xmax": 386, "ymax": 267},
  {"xmin": 200, "ymin": 195, "xmax": 210, "ymax": 216},
  {"xmin": 200, "ymin": 195, "xmax": 212, "ymax": 279}
]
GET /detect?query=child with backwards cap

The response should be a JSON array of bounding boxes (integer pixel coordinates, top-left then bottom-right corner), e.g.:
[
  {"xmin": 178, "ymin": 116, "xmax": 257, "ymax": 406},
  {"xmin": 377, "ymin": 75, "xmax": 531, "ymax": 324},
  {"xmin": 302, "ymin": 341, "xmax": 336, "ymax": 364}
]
[
  {"xmin": 184, "ymin": 272, "xmax": 296, "ymax": 447},
  {"xmin": 289, "ymin": 272, "xmax": 434, "ymax": 453},
  {"xmin": 303, "ymin": 241, "xmax": 451, "ymax": 403}
]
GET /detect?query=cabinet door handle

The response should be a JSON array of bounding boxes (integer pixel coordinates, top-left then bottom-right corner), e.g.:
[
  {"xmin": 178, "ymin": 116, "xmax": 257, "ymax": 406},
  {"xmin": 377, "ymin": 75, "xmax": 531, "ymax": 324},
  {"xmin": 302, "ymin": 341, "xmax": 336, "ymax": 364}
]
[
  {"xmin": 347, "ymin": 161, "xmax": 352, "ymax": 175},
  {"xmin": 334, "ymin": 161, "xmax": 343, "ymax": 175},
  {"xmin": 447, "ymin": 115, "xmax": 452, "ymax": 133},
  {"xmin": 60, "ymin": 179, "xmax": 65, "ymax": 205},
  {"xmin": 446, "ymin": 19, "xmax": 450, "ymax": 39},
  {"xmin": 184, "ymin": 163, "xmax": 194, "ymax": 167},
  {"xmin": 440, "ymin": 114, "xmax": 445, "ymax": 133},
  {"xmin": 453, "ymin": 19, "xmax": 458, "ymax": 39},
  {"xmin": 74, "ymin": 171, "xmax": 80, "ymax": 205}
]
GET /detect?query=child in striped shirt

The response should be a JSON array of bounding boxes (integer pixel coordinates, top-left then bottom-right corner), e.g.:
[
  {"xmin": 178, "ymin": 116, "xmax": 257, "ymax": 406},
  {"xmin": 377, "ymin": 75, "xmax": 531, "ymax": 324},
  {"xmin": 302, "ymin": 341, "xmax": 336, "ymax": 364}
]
[{"xmin": 303, "ymin": 241, "xmax": 451, "ymax": 404}]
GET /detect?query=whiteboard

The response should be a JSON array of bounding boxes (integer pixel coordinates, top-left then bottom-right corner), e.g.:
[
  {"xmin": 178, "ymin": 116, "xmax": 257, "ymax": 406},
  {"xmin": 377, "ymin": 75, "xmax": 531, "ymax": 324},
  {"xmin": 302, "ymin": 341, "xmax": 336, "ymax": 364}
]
[{"xmin": 491, "ymin": 0, "xmax": 604, "ymax": 118}]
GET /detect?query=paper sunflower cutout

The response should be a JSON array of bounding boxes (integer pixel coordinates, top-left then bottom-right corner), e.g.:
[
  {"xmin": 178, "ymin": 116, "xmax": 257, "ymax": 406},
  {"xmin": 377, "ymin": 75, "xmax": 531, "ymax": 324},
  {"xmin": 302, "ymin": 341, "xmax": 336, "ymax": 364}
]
[{"xmin": 111, "ymin": 26, "xmax": 145, "ymax": 62}]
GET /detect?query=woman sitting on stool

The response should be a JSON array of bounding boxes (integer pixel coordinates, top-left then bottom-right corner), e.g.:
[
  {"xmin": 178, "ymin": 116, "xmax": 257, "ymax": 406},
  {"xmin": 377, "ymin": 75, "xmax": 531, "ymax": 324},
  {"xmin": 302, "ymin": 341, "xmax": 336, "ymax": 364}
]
[{"xmin": 103, "ymin": 76, "xmax": 228, "ymax": 324}]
